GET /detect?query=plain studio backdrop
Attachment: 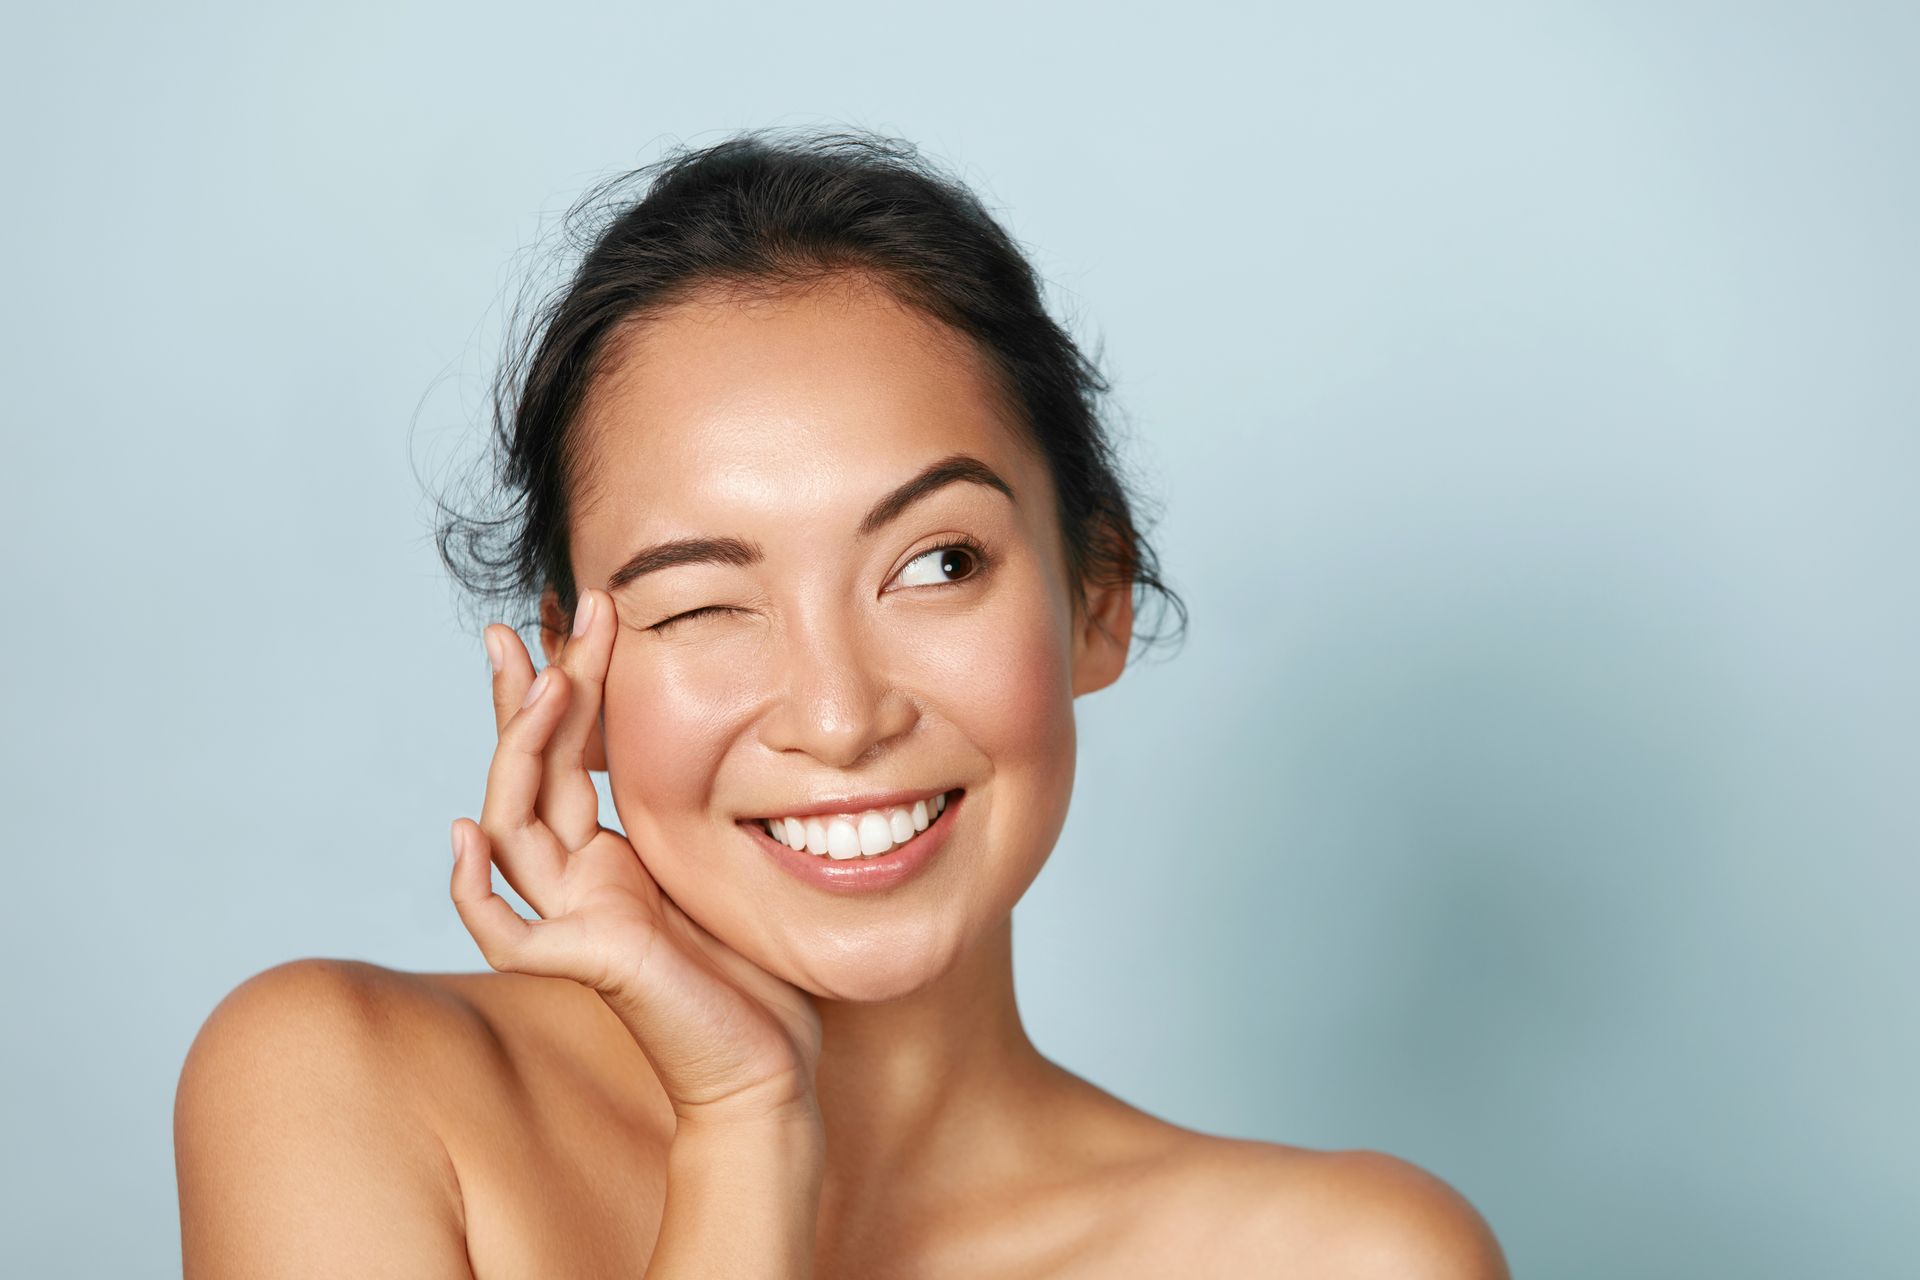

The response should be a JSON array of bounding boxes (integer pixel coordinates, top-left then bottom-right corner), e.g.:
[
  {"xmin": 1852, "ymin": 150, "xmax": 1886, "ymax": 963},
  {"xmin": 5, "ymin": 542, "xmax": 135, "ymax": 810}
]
[{"xmin": 3, "ymin": 3, "xmax": 1914, "ymax": 1275}]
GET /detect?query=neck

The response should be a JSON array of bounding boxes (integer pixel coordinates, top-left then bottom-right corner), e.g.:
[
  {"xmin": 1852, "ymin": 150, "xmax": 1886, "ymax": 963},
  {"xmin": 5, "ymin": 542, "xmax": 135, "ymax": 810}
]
[{"xmin": 810, "ymin": 913, "xmax": 1055, "ymax": 1195}]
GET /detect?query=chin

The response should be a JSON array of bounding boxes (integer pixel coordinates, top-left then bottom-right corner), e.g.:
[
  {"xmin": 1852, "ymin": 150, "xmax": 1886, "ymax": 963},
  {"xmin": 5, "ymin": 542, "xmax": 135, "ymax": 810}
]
[{"xmin": 773, "ymin": 916, "xmax": 968, "ymax": 1003}]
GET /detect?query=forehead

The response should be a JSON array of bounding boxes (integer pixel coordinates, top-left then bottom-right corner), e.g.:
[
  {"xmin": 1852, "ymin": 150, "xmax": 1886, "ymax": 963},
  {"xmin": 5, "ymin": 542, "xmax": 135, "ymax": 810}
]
[{"xmin": 570, "ymin": 276, "xmax": 1030, "ymax": 522}]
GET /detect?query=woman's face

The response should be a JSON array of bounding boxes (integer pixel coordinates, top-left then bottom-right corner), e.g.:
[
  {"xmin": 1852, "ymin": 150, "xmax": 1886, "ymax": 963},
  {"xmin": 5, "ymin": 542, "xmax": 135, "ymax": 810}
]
[{"xmin": 552, "ymin": 275, "xmax": 1130, "ymax": 1001}]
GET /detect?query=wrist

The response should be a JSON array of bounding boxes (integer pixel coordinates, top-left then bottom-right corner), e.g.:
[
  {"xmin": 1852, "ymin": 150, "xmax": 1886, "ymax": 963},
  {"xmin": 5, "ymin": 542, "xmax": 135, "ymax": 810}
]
[
  {"xmin": 647, "ymin": 1105, "xmax": 824, "ymax": 1278},
  {"xmin": 671, "ymin": 1096, "xmax": 825, "ymax": 1150}
]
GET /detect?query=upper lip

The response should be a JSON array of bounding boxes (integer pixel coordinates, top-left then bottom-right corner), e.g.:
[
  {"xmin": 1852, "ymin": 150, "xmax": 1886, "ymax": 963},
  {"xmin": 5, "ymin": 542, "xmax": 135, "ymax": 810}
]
[{"xmin": 740, "ymin": 785, "xmax": 959, "ymax": 821}]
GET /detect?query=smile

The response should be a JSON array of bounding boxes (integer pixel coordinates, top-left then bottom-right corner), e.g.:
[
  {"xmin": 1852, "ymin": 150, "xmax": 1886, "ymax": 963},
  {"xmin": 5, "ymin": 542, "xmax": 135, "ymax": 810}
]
[{"xmin": 748, "ymin": 789, "xmax": 960, "ymax": 860}]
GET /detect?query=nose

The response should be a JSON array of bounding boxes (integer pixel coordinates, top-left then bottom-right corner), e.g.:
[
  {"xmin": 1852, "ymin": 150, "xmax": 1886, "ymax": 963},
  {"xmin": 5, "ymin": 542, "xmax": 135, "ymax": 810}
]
[{"xmin": 755, "ymin": 609, "xmax": 919, "ymax": 768}]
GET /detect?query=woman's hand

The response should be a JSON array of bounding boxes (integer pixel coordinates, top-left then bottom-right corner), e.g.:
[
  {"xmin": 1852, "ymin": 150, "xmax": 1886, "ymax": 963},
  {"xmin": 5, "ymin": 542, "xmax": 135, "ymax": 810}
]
[{"xmin": 449, "ymin": 588, "xmax": 823, "ymax": 1131}]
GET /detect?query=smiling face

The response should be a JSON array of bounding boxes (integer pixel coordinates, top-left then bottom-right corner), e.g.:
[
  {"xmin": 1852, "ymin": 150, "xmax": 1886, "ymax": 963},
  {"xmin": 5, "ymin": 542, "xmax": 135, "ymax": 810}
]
[{"xmin": 545, "ymin": 273, "xmax": 1131, "ymax": 1001}]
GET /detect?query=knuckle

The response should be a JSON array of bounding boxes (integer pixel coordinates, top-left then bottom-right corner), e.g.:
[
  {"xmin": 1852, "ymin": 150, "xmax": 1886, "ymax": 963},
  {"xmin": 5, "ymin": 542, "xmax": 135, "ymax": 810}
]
[{"xmin": 506, "ymin": 695, "xmax": 562, "ymax": 745}]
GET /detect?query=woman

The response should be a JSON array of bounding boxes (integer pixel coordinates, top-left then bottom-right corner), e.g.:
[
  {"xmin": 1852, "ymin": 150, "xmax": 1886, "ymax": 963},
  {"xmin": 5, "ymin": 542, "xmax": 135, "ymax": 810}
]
[{"xmin": 175, "ymin": 128, "xmax": 1509, "ymax": 1277}]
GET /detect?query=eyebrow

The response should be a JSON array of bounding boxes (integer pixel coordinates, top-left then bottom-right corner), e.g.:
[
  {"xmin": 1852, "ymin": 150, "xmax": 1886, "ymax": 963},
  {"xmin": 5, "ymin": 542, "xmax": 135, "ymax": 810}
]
[{"xmin": 605, "ymin": 453, "xmax": 1017, "ymax": 594}]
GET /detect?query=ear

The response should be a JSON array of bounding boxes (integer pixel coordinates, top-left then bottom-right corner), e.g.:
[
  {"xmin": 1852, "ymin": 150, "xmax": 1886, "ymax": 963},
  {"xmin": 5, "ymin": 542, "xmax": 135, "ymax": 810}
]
[
  {"xmin": 1070, "ymin": 571, "xmax": 1134, "ymax": 698},
  {"xmin": 538, "ymin": 586, "xmax": 610, "ymax": 772}
]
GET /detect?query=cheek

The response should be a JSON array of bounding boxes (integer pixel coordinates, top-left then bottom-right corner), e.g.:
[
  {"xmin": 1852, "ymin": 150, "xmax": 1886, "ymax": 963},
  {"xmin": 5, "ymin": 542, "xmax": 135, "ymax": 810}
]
[
  {"xmin": 920, "ymin": 580, "xmax": 1076, "ymax": 769},
  {"xmin": 903, "ymin": 564, "xmax": 1081, "ymax": 879},
  {"xmin": 599, "ymin": 656, "xmax": 755, "ymax": 838}
]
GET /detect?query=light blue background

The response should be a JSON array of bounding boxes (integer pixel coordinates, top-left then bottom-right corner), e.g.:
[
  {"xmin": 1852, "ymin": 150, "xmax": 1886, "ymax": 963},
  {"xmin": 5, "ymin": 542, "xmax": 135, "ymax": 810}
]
[{"xmin": 4, "ymin": 3, "xmax": 1914, "ymax": 1275}]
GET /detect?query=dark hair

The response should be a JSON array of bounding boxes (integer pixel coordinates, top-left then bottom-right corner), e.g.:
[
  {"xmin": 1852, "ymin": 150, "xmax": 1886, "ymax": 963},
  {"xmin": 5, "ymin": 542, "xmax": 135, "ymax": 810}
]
[{"xmin": 432, "ymin": 126, "xmax": 1186, "ymax": 664}]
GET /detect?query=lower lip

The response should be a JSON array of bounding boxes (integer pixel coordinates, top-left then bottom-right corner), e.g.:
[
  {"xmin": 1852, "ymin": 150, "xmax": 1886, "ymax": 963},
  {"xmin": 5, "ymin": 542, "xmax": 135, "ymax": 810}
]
[{"xmin": 741, "ymin": 790, "xmax": 964, "ymax": 895}]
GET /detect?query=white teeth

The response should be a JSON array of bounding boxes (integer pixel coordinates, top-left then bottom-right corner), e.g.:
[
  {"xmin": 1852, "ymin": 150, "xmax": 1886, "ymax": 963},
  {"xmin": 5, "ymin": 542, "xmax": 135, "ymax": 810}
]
[
  {"xmin": 857, "ymin": 812, "xmax": 892, "ymax": 855},
  {"xmin": 755, "ymin": 790, "xmax": 956, "ymax": 860},
  {"xmin": 826, "ymin": 818, "xmax": 862, "ymax": 860}
]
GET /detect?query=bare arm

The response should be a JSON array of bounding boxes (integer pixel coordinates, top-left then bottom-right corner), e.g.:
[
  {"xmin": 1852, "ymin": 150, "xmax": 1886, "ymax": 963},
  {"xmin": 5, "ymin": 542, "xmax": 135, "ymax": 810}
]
[
  {"xmin": 643, "ymin": 1111, "xmax": 826, "ymax": 1279},
  {"xmin": 173, "ymin": 959, "xmax": 472, "ymax": 1279}
]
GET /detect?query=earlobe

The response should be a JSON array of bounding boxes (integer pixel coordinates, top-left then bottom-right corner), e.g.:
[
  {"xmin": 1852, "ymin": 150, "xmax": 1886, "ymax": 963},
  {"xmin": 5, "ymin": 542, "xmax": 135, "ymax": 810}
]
[{"xmin": 537, "ymin": 588, "xmax": 568, "ymax": 667}]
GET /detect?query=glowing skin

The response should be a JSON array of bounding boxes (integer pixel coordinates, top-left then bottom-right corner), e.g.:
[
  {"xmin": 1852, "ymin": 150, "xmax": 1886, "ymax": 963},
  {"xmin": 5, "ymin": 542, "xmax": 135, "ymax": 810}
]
[
  {"xmin": 174, "ymin": 270, "xmax": 1509, "ymax": 1280},
  {"xmin": 536, "ymin": 273, "xmax": 1135, "ymax": 1217},
  {"xmin": 557, "ymin": 278, "xmax": 1102, "ymax": 999}
]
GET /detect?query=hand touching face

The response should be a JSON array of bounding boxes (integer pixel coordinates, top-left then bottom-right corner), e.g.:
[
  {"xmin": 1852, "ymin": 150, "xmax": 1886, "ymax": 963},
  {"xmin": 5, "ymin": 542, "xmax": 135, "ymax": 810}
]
[
  {"xmin": 451, "ymin": 588, "xmax": 824, "ymax": 1124},
  {"xmin": 550, "ymin": 277, "xmax": 1132, "ymax": 1001}
]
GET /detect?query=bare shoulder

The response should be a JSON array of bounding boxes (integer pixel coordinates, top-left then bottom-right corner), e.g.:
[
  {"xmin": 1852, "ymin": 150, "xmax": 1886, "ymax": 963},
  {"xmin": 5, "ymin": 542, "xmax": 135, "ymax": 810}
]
[
  {"xmin": 176, "ymin": 959, "xmax": 674, "ymax": 1277},
  {"xmin": 174, "ymin": 958, "xmax": 480, "ymax": 1277},
  {"xmin": 1025, "ymin": 1070, "xmax": 1506, "ymax": 1278},
  {"xmin": 176, "ymin": 958, "xmax": 504, "ymax": 1128},
  {"xmin": 1169, "ymin": 1133, "xmax": 1510, "ymax": 1278}
]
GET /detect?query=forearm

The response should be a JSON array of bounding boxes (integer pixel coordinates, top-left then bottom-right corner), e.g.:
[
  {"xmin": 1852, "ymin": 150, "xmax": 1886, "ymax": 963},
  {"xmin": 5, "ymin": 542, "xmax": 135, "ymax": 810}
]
[{"xmin": 642, "ymin": 1112, "xmax": 826, "ymax": 1279}]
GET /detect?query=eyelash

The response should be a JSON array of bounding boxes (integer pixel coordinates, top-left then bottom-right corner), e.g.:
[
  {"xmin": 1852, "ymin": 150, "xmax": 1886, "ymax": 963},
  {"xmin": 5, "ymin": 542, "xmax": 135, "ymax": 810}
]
[{"xmin": 647, "ymin": 534, "xmax": 995, "ymax": 635}]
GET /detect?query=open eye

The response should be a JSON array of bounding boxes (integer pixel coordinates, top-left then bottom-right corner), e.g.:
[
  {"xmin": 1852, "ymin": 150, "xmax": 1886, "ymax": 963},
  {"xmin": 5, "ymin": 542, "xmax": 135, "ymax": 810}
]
[{"xmin": 894, "ymin": 537, "xmax": 991, "ymax": 589}]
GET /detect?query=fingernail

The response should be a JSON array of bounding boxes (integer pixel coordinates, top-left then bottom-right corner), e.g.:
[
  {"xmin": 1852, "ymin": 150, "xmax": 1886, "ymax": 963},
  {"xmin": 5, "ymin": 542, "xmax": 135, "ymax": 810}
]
[
  {"xmin": 484, "ymin": 630, "xmax": 504, "ymax": 674},
  {"xmin": 450, "ymin": 822, "xmax": 466, "ymax": 863},
  {"xmin": 573, "ymin": 593, "xmax": 595, "ymax": 636},
  {"xmin": 521, "ymin": 669, "xmax": 550, "ymax": 708}
]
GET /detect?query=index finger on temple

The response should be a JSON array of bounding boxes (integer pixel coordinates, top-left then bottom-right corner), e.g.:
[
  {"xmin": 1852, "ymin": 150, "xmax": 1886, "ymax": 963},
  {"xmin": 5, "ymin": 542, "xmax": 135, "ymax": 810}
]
[{"xmin": 546, "ymin": 588, "xmax": 615, "ymax": 772}]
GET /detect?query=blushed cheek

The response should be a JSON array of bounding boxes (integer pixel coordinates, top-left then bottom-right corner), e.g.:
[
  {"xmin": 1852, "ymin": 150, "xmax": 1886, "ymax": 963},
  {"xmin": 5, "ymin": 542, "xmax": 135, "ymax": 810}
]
[
  {"xmin": 600, "ymin": 662, "xmax": 749, "ymax": 850},
  {"xmin": 947, "ymin": 609, "xmax": 1071, "ymax": 754},
  {"xmin": 921, "ymin": 586, "xmax": 1080, "ymax": 848}
]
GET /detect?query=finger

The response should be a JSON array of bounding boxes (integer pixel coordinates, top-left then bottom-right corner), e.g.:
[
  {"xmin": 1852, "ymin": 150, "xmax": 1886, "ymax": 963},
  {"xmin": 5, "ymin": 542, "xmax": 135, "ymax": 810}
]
[
  {"xmin": 484, "ymin": 624, "xmax": 539, "ymax": 735},
  {"xmin": 449, "ymin": 819, "xmax": 583, "ymax": 980},
  {"xmin": 546, "ymin": 589, "xmax": 614, "ymax": 772},
  {"xmin": 540, "ymin": 589, "xmax": 616, "ymax": 848},
  {"xmin": 476, "ymin": 660, "xmax": 574, "ymax": 909},
  {"xmin": 479, "ymin": 623, "xmax": 562, "ymax": 911}
]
